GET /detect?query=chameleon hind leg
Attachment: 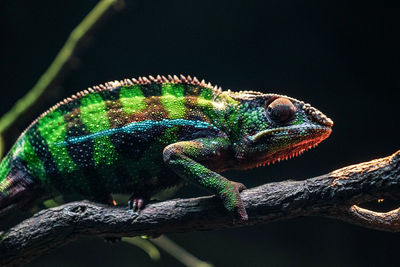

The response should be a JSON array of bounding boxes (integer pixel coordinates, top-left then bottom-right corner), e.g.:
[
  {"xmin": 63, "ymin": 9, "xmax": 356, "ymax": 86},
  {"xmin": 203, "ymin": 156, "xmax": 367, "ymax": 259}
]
[{"xmin": 163, "ymin": 137, "xmax": 248, "ymax": 221}]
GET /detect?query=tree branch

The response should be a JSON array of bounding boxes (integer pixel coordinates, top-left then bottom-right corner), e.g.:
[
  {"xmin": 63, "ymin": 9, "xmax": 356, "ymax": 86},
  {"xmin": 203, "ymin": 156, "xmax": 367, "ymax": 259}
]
[{"xmin": 1, "ymin": 149, "xmax": 399, "ymax": 266}]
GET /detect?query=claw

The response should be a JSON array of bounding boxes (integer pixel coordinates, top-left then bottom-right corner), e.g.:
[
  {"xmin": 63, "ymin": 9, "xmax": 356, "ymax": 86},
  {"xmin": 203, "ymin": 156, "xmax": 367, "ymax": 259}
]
[
  {"xmin": 234, "ymin": 198, "xmax": 249, "ymax": 221},
  {"xmin": 232, "ymin": 182, "xmax": 248, "ymax": 221},
  {"xmin": 230, "ymin": 181, "xmax": 247, "ymax": 192},
  {"xmin": 128, "ymin": 197, "xmax": 146, "ymax": 212},
  {"xmin": 222, "ymin": 182, "xmax": 249, "ymax": 221}
]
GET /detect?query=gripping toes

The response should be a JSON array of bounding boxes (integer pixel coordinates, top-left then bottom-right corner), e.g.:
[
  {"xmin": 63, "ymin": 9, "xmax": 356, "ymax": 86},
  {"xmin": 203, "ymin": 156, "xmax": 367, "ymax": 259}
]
[
  {"xmin": 221, "ymin": 182, "xmax": 248, "ymax": 221},
  {"xmin": 128, "ymin": 196, "xmax": 147, "ymax": 212},
  {"xmin": 234, "ymin": 200, "xmax": 248, "ymax": 221},
  {"xmin": 232, "ymin": 181, "xmax": 248, "ymax": 220}
]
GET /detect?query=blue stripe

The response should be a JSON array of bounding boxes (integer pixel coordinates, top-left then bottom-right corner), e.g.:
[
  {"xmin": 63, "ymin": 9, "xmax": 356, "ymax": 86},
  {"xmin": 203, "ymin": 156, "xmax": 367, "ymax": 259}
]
[{"xmin": 56, "ymin": 119, "xmax": 217, "ymax": 146}]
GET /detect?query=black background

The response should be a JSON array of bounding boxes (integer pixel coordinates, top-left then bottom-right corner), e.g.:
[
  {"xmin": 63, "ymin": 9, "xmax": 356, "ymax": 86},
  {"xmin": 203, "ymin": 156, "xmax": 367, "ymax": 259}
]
[{"xmin": 0, "ymin": 1, "xmax": 399, "ymax": 266}]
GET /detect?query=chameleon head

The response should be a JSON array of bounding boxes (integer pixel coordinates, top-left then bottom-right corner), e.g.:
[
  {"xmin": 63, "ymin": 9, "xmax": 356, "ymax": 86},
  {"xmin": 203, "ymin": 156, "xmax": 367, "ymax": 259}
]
[{"xmin": 232, "ymin": 92, "xmax": 333, "ymax": 169}]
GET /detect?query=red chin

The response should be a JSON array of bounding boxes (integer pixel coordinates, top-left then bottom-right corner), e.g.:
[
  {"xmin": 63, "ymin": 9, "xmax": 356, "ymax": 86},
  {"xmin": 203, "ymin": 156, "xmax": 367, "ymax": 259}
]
[{"xmin": 241, "ymin": 127, "xmax": 332, "ymax": 170}]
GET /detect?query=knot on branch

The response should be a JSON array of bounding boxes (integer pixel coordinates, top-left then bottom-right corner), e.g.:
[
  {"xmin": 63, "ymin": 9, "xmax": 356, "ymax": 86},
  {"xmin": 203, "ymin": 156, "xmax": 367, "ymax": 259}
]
[{"xmin": 69, "ymin": 205, "xmax": 87, "ymax": 214}]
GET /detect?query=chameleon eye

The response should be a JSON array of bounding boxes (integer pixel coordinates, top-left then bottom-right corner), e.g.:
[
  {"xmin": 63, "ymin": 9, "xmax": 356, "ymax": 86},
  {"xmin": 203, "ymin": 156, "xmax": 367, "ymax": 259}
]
[{"xmin": 267, "ymin": 97, "xmax": 296, "ymax": 123}]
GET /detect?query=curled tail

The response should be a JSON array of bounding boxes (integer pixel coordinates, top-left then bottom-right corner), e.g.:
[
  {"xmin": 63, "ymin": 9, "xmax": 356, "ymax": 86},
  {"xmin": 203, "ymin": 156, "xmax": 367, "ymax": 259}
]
[{"xmin": 0, "ymin": 157, "xmax": 38, "ymax": 217}]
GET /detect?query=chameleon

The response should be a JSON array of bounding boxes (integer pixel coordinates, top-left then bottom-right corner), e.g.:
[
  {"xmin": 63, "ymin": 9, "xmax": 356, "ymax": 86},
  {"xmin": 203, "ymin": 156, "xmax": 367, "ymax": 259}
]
[{"xmin": 0, "ymin": 75, "xmax": 333, "ymax": 222}]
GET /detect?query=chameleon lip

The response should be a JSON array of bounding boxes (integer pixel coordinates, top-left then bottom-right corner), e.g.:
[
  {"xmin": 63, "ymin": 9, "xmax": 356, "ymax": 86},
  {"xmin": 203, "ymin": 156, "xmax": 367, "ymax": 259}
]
[
  {"xmin": 249, "ymin": 124, "xmax": 332, "ymax": 143},
  {"xmin": 242, "ymin": 125, "xmax": 332, "ymax": 169}
]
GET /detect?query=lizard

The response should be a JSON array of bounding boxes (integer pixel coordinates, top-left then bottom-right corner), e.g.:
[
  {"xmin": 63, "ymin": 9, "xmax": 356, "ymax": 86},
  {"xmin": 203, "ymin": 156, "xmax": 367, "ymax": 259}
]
[{"xmin": 0, "ymin": 75, "xmax": 333, "ymax": 222}]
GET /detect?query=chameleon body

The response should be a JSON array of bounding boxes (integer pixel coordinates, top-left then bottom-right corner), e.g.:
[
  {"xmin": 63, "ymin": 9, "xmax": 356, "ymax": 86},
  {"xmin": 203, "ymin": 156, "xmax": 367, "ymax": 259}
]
[{"xmin": 0, "ymin": 75, "xmax": 333, "ymax": 221}]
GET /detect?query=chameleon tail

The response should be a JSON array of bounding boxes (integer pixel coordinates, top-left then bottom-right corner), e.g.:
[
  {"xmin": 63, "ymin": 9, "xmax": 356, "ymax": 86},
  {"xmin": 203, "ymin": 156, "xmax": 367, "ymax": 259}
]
[{"xmin": 0, "ymin": 157, "xmax": 37, "ymax": 217}]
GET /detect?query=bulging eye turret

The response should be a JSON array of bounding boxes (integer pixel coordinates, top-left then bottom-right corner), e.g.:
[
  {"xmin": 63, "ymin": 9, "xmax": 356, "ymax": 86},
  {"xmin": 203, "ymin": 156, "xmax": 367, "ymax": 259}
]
[{"xmin": 267, "ymin": 97, "xmax": 296, "ymax": 123}]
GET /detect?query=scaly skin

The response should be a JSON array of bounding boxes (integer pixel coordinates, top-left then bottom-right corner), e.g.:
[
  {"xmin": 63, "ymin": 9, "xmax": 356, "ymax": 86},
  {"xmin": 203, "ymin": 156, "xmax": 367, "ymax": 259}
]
[{"xmin": 0, "ymin": 75, "xmax": 333, "ymax": 221}]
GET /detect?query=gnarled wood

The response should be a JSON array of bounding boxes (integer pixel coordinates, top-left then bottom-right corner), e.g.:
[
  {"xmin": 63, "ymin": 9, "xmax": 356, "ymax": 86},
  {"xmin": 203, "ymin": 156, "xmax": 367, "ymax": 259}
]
[{"xmin": 0, "ymin": 150, "xmax": 399, "ymax": 266}]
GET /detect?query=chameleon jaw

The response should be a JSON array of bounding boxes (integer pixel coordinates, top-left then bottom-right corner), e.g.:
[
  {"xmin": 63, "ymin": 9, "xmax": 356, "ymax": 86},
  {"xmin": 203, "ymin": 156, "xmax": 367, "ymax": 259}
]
[
  {"xmin": 255, "ymin": 136, "xmax": 328, "ymax": 167},
  {"xmin": 242, "ymin": 125, "xmax": 332, "ymax": 169},
  {"xmin": 249, "ymin": 125, "xmax": 332, "ymax": 143}
]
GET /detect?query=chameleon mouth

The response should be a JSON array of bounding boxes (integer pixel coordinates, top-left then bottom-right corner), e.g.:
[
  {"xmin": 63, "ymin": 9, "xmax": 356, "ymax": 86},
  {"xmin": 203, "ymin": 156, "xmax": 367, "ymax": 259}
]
[
  {"xmin": 249, "ymin": 125, "xmax": 331, "ymax": 143},
  {"xmin": 249, "ymin": 125, "xmax": 332, "ymax": 168}
]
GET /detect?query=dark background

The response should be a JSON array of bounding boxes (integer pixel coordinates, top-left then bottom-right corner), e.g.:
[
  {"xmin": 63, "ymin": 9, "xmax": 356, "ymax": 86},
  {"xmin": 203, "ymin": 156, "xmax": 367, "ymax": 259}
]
[{"xmin": 1, "ymin": 0, "xmax": 399, "ymax": 266}]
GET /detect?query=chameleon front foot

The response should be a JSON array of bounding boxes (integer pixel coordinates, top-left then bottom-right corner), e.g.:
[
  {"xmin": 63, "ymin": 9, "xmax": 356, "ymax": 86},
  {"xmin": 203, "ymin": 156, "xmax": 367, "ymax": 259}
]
[
  {"xmin": 220, "ymin": 181, "xmax": 248, "ymax": 222},
  {"xmin": 233, "ymin": 202, "xmax": 248, "ymax": 221},
  {"xmin": 230, "ymin": 181, "xmax": 248, "ymax": 221}
]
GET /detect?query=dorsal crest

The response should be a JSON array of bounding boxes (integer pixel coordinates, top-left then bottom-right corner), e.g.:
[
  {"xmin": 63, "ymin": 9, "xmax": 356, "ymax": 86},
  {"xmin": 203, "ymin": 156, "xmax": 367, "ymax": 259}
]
[
  {"xmin": 226, "ymin": 90, "xmax": 266, "ymax": 100},
  {"xmin": 21, "ymin": 75, "xmax": 223, "ymax": 135},
  {"xmin": 47, "ymin": 74, "xmax": 222, "ymax": 113}
]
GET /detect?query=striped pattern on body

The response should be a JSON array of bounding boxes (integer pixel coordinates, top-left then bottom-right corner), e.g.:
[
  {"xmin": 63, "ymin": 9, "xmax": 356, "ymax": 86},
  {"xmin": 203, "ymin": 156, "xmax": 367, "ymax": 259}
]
[{"xmin": 0, "ymin": 75, "xmax": 237, "ymax": 198}]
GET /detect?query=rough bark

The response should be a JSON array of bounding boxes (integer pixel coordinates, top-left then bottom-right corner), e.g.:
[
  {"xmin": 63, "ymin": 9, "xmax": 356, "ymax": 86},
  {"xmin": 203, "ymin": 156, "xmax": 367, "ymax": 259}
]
[{"xmin": 1, "ymin": 150, "xmax": 399, "ymax": 266}]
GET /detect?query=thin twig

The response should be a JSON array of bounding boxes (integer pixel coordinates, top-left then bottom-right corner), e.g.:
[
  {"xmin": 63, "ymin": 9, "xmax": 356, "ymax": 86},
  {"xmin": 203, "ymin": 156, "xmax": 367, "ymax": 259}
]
[
  {"xmin": 0, "ymin": 2, "xmax": 205, "ymax": 266},
  {"xmin": 0, "ymin": 149, "xmax": 399, "ymax": 266},
  {"xmin": 0, "ymin": 0, "xmax": 121, "ymax": 153}
]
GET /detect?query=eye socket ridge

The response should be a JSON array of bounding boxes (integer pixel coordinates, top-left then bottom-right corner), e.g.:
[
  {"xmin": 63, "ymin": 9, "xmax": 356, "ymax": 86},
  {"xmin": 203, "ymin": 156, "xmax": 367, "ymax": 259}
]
[{"xmin": 266, "ymin": 97, "xmax": 296, "ymax": 123}]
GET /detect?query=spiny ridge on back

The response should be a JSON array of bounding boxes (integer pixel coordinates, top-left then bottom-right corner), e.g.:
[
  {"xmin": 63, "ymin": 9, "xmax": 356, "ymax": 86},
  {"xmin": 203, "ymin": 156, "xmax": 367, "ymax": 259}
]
[
  {"xmin": 23, "ymin": 74, "xmax": 222, "ymax": 135},
  {"xmin": 60, "ymin": 74, "xmax": 218, "ymax": 107}
]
